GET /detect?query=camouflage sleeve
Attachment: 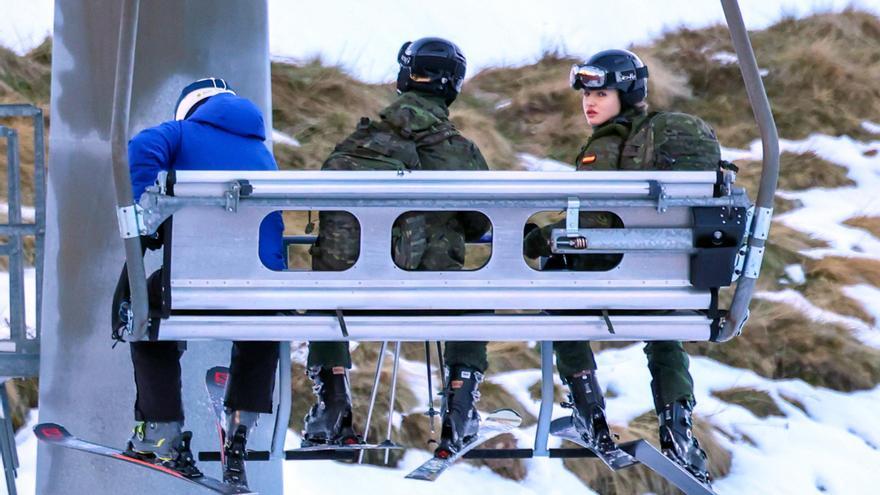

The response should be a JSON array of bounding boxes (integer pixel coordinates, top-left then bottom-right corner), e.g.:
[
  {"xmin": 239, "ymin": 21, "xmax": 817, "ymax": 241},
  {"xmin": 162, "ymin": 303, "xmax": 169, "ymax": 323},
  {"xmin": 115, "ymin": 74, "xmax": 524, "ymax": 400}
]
[
  {"xmin": 391, "ymin": 212, "xmax": 427, "ymax": 270},
  {"xmin": 310, "ymin": 211, "xmax": 361, "ymax": 271},
  {"xmin": 457, "ymin": 142, "xmax": 491, "ymax": 241}
]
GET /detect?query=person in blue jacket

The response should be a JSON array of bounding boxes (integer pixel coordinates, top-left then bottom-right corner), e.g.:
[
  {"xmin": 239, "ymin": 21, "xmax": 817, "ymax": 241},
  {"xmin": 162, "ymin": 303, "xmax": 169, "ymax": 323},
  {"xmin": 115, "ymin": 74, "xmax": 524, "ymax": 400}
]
[{"xmin": 123, "ymin": 78, "xmax": 283, "ymax": 488}]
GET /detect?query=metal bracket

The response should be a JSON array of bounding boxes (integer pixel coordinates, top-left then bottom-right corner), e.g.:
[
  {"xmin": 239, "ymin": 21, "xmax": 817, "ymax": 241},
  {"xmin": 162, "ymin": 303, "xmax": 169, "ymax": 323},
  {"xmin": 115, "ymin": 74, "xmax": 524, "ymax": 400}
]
[
  {"xmin": 731, "ymin": 205, "xmax": 755, "ymax": 282},
  {"xmin": 744, "ymin": 245, "xmax": 765, "ymax": 279},
  {"xmin": 752, "ymin": 206, "xmax": 773, "ymax": 240},
  {"xmin": 153, "ymin": 171, "xmax": 168, "ymax": 195},
  {"xmin": 116, "ymin": 204, "xmax": 146, "ymax": 239},
  {"xmin": 565, "ymin": 197, "xmax": 580, "ymax": 236},
  {"xmin": 649, "ymin": 181, "xmax": 669, "ymax": 213},
  {"xmin": 225, "ymin": 181, "xmax": 242, "ymax": 212},
  {"xmin": 601, "ymin": 310, "xmax": 615, "ymax": 335}
]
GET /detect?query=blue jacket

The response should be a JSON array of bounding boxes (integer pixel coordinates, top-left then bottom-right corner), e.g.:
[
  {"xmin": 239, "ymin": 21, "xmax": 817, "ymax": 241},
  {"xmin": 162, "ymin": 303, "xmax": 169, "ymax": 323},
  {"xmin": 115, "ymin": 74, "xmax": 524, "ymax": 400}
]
[{"xmin": 128, "ymin": 93, "xmax": 285, "ymax": 271}]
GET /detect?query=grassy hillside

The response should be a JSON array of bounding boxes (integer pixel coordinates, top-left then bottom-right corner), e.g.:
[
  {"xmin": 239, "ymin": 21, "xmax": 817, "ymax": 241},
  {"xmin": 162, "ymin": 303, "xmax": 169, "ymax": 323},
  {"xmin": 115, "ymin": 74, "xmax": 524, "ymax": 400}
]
[{"xmin": 2, "ymin": 9, "xmax": 880, "ymax": 493}]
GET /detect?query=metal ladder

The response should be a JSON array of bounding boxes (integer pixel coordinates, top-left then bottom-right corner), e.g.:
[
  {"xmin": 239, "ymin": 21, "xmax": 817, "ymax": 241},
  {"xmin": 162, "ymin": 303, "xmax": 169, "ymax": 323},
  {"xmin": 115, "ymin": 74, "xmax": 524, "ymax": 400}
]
[{"xmin": 0, "ymin": 104, "xmax": 47, "ymax": 495}]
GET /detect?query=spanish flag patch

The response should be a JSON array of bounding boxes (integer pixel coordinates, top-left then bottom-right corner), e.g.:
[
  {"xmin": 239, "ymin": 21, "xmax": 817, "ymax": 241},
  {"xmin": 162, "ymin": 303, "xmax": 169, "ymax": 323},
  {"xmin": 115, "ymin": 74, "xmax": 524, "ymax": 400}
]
[{"xmin": 581, "ymin": 154, "xmax": 597, "ymax": 165}]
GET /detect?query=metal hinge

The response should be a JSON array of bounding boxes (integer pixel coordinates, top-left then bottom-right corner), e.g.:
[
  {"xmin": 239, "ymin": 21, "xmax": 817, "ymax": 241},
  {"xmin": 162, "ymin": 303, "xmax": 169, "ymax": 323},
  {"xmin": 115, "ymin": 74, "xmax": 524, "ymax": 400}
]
[
  {"xmin": 752, "ymin": 206, "xmax": 773, "ymax": 240},
  {"xmin": 566, "ymin": 197, "xmax": 580, "ymax": 236},
  {"xmin": 116, "ymin": 204, "xmax": 146, "ymax": 239},
  {"xmin": 731, "ymin": 205, "xmax": 755, "ymax": 282},
  {"xmin": 744, "ymin": 245, "xmax": 765, "ymax": 279}
]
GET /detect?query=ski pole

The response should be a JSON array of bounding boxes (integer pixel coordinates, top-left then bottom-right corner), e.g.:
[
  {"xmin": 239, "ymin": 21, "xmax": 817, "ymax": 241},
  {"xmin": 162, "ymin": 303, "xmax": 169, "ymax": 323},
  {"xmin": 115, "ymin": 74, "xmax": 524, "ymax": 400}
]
[
  {"xmin": 358, "ymin": 340, "xmax": 387, "ymax": 464},
  {"xmin": 424, "ymin": 341, "xmax": 438, "ymax": 435},
  {"xmin": 436, "ymin": 342, "xmax": 446, "ymax": 388},
  {"xmin": 383, "ymin": 341, "xmax": 402, "ymax": 465}
]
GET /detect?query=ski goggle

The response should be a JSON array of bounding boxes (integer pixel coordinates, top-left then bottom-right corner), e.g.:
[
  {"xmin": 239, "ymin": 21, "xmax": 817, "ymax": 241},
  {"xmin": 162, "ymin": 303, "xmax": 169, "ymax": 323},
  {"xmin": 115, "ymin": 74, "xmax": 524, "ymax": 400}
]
[{"xmin": 569, "ymin": 64, "xmax": 648, "ymax": 90}]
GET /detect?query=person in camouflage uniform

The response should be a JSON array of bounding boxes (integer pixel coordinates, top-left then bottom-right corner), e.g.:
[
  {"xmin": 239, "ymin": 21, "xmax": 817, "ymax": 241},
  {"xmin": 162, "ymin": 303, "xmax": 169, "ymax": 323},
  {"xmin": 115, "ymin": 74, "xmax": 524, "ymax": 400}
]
[
  {"xmin": 303, "ymin": 37, "xmax": 492, "ymax": 458},
  {"xmin": 524, "ymin": 49, "xmax": 714, "ymax": 483}
]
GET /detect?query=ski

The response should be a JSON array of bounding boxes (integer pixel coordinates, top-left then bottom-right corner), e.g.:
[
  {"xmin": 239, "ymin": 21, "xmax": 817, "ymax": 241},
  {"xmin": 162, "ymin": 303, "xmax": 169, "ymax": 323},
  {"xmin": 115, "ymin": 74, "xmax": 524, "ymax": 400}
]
[
  {"xmin": 34, "ymin": 423, "xmax": 255, "ymax": 495},
  {"xmin": 405, "ymin": 408, "xmax": 522, "ymax": 481},
  {"xmin": 549, "ymin": 416, "xmax": 638, "ymax": 470},
  {"xmin": 205, "ymin": 366, "xmax": 401, "ymax": 456},
  {"xmin": 621, "ymin": 440, "xmax": 715, "ymax": 495}
]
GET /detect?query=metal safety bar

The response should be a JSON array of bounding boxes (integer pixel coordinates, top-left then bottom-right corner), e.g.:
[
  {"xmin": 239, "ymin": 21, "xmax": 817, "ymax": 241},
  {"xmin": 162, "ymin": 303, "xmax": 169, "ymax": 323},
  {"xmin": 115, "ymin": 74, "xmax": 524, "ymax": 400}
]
[{"xmin": 718, "ymin": 0, "xmax": 780, "ymax": 341}]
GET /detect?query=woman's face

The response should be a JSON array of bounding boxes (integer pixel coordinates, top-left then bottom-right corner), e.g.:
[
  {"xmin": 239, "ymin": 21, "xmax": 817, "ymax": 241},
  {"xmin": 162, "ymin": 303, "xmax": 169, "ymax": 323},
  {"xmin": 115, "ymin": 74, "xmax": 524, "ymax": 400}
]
[{"xmin": 582, "ymin": 88, "xmax": 622, "ymax": 127}]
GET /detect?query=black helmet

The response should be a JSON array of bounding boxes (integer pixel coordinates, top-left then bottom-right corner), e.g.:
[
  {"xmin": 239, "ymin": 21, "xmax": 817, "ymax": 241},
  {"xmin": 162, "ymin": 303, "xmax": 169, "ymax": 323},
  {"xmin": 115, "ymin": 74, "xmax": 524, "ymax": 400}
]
[
  {"xmin": 397, "ymin": 37, "xmax": 467, "ymax": 105},
  {"xmin": 570, "ymin": 49, "xmax": 648, "ymax": 107}
]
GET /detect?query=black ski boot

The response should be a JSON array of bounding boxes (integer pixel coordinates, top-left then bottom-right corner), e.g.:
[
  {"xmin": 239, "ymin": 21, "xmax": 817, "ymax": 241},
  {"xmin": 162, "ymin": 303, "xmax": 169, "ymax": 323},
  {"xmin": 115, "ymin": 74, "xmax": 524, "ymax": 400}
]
[
  {"xmin": 562, "ymin": 370, "xmax": 615, "ymax": 451},
  {"xmin": 658, "ymin": 400, "xmax": 711, "ymax": 484},
  {"xmin": 435, "ymin": 366, "xmax": 483, "ymax": 459},
  {"xmin": 222, "ymin": 409, "xmax": 259, "ymax": 488},
  {"xmin": 125, "ymin": 421, "xmax": 202, "ymax": 478},
  {"xmin": 303, "ymin": 366, "xmax": 360, "ymax": 446}
]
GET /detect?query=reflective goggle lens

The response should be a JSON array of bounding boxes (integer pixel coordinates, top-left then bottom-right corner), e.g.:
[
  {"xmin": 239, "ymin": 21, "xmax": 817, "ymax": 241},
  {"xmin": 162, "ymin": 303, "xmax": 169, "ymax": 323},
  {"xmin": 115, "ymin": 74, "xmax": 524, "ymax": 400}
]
[{"xmin": 569, "ymin": 64, "xmax": 607, "ymax": 90}]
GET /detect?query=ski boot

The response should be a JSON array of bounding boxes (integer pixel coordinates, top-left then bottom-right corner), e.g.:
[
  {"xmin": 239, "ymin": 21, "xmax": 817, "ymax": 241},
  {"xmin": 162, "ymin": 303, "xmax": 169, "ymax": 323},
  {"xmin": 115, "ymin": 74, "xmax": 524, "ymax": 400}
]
[
  {"xmin": 561, "ymin": 370, "xmax": 615, "ymax": 451},
  {"xmin": 124, "ymin": 421, "xmax": 202, "ymax": 478},
  {"xmin": 658, "ymin": 400, "xmax": 711, "ymax": 484},
  {"xmin": 435, "ymin": 366, "xmax": 483, "ymax": 459},
  {"xmin": 222, "ymin": 409, "xmax": 259, "ymax": 488},
  {"xmin": 303, "ymin": 366, "xmax": 360, "ymax": 446}
]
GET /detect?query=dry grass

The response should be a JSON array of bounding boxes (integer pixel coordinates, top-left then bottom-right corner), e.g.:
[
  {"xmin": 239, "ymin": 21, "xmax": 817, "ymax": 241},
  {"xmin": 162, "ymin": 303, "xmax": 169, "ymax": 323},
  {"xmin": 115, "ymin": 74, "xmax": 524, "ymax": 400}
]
[
  {"xmin": 844, "ymin": 216, "xmax": 880, "ymax": 239},
  {"xmin": 487, "ymin": 341, "xmax": 542, "ymax": 372},
  {"xmin": 563, "ymin": 411, "xmax": 730, "ymax": 494},
  {"xmin": 5, "ymin": 378, "xmax": 38, "ymax": 430},
  {"xmin": 749, "ymin": 222, "xmax": 816, "ymax": 291},
  {"xmin": 798, "ymin": 276, "xmax": 875, "ymax": 324},
  {"xmin": 0, "ymin": 38, "xmax": 51, "ymax": 103},
  {"xmin": 637, "ymin": 10, "xmax": 880, "ymax": 147},
  {"xmin": 805, "ymin": 255, "xmax": 880, "ymax": 287},
  {"xmin": 465, "ymin": 54, "xmax": 586, "ymax": 162},
  {"xmin": 711, "ymin": 387, "xmax": 785, "ymax": 418},
  {"xmin": 687, "ymin": 299, "xmax": 880, "ymax": 391},
  {"xmin": 270, "ymin": 60, "xmax": 394, "ymax": 170}
]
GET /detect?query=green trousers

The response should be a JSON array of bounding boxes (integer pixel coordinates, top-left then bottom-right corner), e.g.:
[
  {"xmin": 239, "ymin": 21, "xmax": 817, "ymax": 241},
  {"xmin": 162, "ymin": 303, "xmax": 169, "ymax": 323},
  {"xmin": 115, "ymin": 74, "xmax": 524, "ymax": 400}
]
[
  {"xmin": 307, "ymin": 341, "xmax": 488, "ymax": 372},
  {"xmin": 554, "ymin": 340, "xmax": 695, "ymax": 411}
]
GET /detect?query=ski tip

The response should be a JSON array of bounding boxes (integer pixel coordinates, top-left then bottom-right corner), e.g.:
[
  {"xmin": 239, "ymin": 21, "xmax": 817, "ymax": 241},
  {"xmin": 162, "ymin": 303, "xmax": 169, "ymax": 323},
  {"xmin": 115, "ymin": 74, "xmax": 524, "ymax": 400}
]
[
  {"xmin": 34, "ymin": 423, "xmax": 73, "ymax": 442},
  {"xmin": 206, "ymin": 366, "xmax": 230, "ymax": 387}
]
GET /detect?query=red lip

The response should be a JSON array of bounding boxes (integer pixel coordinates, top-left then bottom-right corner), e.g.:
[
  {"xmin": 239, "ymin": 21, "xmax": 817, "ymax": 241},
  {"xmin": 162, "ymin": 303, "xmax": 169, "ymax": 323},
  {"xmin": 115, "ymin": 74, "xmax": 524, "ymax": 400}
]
[{"xmin": 587, "ymin": 111, "xmax": 597, "ymax": 117}]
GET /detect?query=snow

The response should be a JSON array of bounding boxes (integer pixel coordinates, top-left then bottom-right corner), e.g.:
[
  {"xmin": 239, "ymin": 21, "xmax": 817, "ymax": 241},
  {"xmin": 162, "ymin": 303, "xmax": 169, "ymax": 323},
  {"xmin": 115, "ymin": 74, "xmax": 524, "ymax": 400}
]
[
  {"xmin": 722, "ymin": 133, "xmax": 880, "ymax": 260},
  {"xmin": 517, "ymin": 153, "xmax": 575, "ymax": 172},
  {"xmin": 0, "ymin": 204, "xmax": 36, "ymax": 223},
  {"xmin": 710, "ymin": 51, "xmax": 740, "ymax": 65},
  {"xmin": 0, "ymin": 269, "xmax": 38, "ymax": 341},
  {"xmin": 862, "ymin": 121, "xmax": 880, "ymax": 135},
  {"xmin": 756, "ymin": 289, "xmax": 880, "ymax": 348},
  {"xmin": 783, "ymin": 263, "xmax": 806, "ymax": 285},
  {"xmin": 272, "ymin": 129, "xmax": 301, "ymax": 148}
]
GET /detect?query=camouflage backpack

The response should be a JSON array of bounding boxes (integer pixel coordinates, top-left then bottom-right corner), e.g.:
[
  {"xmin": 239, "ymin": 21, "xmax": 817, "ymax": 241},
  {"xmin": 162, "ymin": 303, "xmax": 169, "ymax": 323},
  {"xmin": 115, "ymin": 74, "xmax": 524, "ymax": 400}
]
[
  {"xmin": 620, "ymin": 112, "xmax": 721, "ymax": 171},
  {"xmin": 322, "ymin": 93, "xmax": 463, "ymax": 173}
]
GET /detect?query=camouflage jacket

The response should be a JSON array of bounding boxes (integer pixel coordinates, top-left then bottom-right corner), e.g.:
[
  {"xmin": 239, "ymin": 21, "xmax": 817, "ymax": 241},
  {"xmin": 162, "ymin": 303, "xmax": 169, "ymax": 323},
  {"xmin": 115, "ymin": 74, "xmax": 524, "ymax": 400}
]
[
  {"xmin": 312, "ymin": 91, "xmax": 490, "ymax": 271},
  {"xmin": 525, "ymin": 107, "xmax": 720, "ymax": 270}
]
